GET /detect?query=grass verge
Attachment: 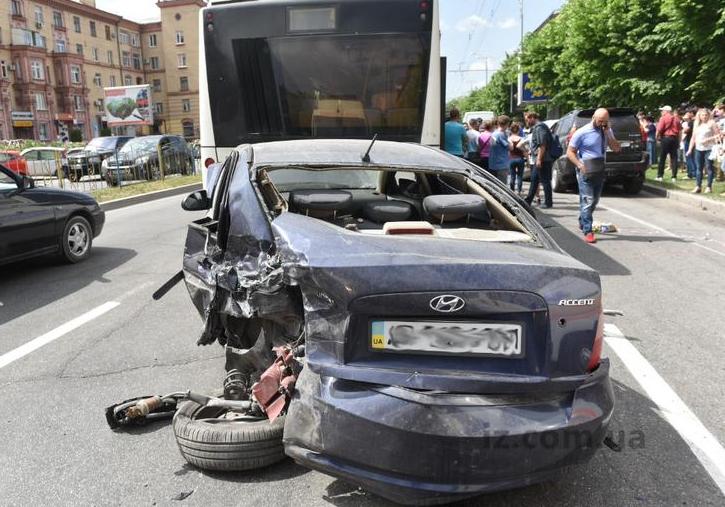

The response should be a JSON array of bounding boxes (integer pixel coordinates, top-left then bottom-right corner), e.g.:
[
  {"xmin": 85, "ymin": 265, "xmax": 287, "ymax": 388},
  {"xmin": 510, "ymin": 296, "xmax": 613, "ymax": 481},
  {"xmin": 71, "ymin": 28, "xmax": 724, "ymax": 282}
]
[
  {"xmin": 644, "ymin": 164, "xmax": 725, "ymax": 201},
  {"xmin": 90, "ymin": 174, "xmax": 202, "ymax": 203}
]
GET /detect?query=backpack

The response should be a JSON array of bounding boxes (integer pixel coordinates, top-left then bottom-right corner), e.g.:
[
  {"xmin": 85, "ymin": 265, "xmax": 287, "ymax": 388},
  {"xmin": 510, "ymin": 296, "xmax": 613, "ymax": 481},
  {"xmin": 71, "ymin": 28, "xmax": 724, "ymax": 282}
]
[{"xmin": 548, "ymin": 132, "xmax": 564, "ymax": 159}]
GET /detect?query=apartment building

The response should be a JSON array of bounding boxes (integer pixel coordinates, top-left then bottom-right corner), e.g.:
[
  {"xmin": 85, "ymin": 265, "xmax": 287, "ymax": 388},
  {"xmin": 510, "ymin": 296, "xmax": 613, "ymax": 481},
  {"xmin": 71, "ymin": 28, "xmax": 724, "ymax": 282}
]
[{"xmin": 0, "ymin": 0, "xmax": 203, "ymax": 141}]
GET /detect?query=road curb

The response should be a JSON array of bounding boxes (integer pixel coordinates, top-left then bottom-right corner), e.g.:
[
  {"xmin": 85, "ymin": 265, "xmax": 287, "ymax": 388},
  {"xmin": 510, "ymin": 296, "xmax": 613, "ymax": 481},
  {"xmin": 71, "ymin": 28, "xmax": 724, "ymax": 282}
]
[
  {"xmin": 100, "ymin": 182, "xmax": 202, "ymax": 212},
  {"xmin": 642, "ymin": 182, "xmax": 725, "ymax": 217}
]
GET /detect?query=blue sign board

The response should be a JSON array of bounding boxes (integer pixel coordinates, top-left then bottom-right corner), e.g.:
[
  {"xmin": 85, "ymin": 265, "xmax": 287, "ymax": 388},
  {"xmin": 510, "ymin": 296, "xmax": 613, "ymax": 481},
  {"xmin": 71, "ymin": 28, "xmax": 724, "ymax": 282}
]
[{"xmin": 518, "ymin": 73, "xmax": 549, "ymax": 104}]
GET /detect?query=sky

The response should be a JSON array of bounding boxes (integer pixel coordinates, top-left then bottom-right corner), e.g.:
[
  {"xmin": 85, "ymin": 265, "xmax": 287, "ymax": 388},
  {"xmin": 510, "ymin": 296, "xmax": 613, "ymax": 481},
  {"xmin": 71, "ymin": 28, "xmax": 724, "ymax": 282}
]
[{"xmin": 96, "ymin": 0, "xmax": 565, "ymax": 100}]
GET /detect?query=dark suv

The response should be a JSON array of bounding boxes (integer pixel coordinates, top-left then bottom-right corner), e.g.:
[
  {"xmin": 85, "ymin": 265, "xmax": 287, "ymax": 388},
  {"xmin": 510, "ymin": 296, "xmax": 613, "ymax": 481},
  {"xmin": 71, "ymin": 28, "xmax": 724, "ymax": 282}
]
[
  {"xmin": 550, "ymin": 108, "xmax": 647, "ymax": 194},
  {"xmin": 67, "ymin": 136, "xmax": 132, "ymax": 182}
]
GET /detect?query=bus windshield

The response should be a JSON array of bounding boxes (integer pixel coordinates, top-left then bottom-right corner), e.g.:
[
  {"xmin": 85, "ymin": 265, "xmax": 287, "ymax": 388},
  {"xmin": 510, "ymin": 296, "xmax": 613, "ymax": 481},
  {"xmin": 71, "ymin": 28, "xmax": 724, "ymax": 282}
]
[{"xmin": 202, "ymin": 0, "xmax": 437, "ymax": 148}]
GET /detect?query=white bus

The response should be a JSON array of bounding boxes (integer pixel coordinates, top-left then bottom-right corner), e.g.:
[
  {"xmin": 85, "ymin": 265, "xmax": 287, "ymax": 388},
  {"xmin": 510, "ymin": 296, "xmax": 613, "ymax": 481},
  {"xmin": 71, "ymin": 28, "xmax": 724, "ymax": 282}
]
[{"xmin": 199, "ymin": 0, "xmax": 442, "ymax": 173}]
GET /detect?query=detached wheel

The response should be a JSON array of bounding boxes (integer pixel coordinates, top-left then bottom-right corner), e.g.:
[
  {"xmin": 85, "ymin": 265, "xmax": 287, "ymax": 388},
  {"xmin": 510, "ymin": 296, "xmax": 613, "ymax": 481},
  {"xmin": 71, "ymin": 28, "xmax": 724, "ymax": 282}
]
[
  {"xmin": 172, "ymin": 400, "xmax": 286, "ymax": 472},
  {"xmin": 60, "ymin": 216, "xmax": 92, "ymax": 263}
]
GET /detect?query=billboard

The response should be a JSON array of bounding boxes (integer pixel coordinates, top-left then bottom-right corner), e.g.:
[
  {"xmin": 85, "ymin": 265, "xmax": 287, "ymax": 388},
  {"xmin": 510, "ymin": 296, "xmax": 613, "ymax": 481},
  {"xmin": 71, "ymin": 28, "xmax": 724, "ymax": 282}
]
[
  {"xmin": 517, "ymin": 73, "xmax": 549, "ymax": 105},
  {"xmin": 103, "ymin": 85, "xmax": 153, "ymax": 126}
]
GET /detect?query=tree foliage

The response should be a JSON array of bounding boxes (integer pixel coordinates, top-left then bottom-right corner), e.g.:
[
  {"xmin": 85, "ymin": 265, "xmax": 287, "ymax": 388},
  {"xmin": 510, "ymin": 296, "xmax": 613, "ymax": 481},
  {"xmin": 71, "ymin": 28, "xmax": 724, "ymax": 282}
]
[{"xmin": 452, "ymin": 0, "xmax": 725, "ymax": 114}]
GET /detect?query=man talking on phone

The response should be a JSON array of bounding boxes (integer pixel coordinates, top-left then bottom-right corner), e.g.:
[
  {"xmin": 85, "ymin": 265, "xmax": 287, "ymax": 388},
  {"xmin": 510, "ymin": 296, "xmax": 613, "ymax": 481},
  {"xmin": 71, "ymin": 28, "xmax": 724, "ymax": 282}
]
[{"xmin": 567, "ymin": 108, "xmax": 621, "ymax": 244}]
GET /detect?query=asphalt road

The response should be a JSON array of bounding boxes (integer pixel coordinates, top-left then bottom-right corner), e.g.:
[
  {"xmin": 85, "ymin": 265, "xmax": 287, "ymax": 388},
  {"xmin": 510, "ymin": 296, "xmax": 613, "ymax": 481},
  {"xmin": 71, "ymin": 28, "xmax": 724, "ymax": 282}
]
[{"xmin": 0, "ymin": 187, "xmax": 723, "ymax": 506}]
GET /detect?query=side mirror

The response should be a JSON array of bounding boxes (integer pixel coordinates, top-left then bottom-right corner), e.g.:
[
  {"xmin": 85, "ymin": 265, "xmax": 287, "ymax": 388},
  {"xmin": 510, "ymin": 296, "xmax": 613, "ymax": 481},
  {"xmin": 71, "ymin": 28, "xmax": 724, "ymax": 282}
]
[
  {"xmin": 21, "ymin": 175, "xmax": 35, "ymax": 190},
  {"xmin": 182, "ymin": 190, "xmax": 210, "ymax": 211}
]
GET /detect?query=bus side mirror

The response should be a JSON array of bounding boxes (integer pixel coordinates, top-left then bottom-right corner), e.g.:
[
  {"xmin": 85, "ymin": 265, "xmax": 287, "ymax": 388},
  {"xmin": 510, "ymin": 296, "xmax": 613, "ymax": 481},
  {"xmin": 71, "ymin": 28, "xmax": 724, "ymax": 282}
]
[{"xmin": 182, "ymin": 190, "xmax": 210, "ymax": 211}]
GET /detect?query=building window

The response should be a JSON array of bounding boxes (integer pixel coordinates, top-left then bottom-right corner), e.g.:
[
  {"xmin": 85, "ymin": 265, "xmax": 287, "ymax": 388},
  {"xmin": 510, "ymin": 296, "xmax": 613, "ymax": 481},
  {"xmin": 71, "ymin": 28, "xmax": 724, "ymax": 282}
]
[
  {"xmin": 132, "ymin": 53, "xmax": 141, "ymax": 70},
  {"xmin": 11, "ymin": 0, "xmax": 22, "ymax": 17},
  {"xmin": 72, "ymin": 16, "xmax": 81, "ymax": 33},
  {"xmin": 95, "ymin": 100, "xmax": 104, "ymax": 113},
  {"xmin": 177, "ymin": 53, "xmax": 187, "ymax": 68},
  {"xmin": 31, "ymin": 60, "xmax": 44, "ymax": 80},
  {"xmin": 148, "ymin": 34, "xmax": 157, "ymax": 47},
  {"xmin": 34, "ymin": 6, "xmax": 44, "ymax": 25},
  {"xmin": 107, "ymin": 50, "xmax": 113, "ymax": 64},
  {"xmin": 110, "ymin": 74, "xmax": 117, "ymax": 86},
  {"xmin": 76, "ymin": 43, "xmax": 83, "ymax": 56},
  {"xmin": 179, "ymin": 76, "xmax": 189, "ymax": 92},
  {"xmin": 122, "ymin": 51, "xmax": 130, "ymax": 68},
  {"xmin": 14, "ymin": 59, "xmax": 22, "ymax": 80},
  {"xmin": 154, "ymin": 103, "xmax": 163, "ymax": 114},
  {"xmin": 182, "ymin": 120, "xmax": 194, "ymax": 138},
  {"xmin": 131, "ymin": 34, "xmax": 139, "ymax": 47},
  {"xmin": 71, "ymin": 65, "xmax": 82, "ymax": 84},
  {"xmin": 182, "ymin": 99, "xmax": 191, "ymax": 112},
  {"xmin": 0, "ymin": 61, "xmax": 7, "ymax": 79},
  {"xmin": 52, "ymin": 11, "xmax": 63, "ymax": 28},
  {"xmin": 35, "ymin": 92, "xmax": 47, "ymax": 111},
  {"xmin": 93, "ymin": 73, "xmax": 102, "ymax": 87},
  {"xmin": 150, "ymin": 56, "xmax": 160, "ymax": 70},
  {"xmin": 119, "ymin": 31, "xmax": 129, "ymax": 45},
  {"xmin": 39, "ymin": 123, "xmax": 49, "ymax": 141},
  {"xmin": 124, "ymin": 75, "xmax": 132, "ymax": 86},
  {"xmin": 152, "ymin": 79, "xmax": 161, "ymax": 92},
  {"xmin": 90, "ymin": 21, "xmax": 96, "ymax": 37},
  {"xmin": 92, "ymin": 47, "xmax": 98, "ymax": 61},
  {"xmin": 55, "ymin": 39, "xmax": 66, "ymax": 53},
  {"xmin": 105, "ymin": 25, "xmax": 111, "ymax": 40},
  {"xmin": 74, "ymin": 95, "xmax": 84, "ymax": 111},
  {"xmin": 176, "ymin": 31, "xmax": 185, "ymax": 45}
]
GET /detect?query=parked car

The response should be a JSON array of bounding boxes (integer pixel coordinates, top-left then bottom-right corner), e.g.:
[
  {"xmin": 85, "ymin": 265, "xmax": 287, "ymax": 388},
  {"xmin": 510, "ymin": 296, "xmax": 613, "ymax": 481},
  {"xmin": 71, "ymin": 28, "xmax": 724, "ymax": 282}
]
[
  {"xmin": 550, "ymin": 108, "xmax": 648, "ymax": 194},
  {"xmin": 0, "ymin": 150, "xmax": 28, "ymax": 176},
  {"xmin": 20, "ymin": 146, "xmax": 68, "ymax": 178},
  {"xmin": 67, "ymin": 136, "xmax": 132, "ymax": 182},
  {"xmin": 173, "ymin": 139, "xmax": 613, "ymax": 505},
  {"xmin": 0, "ymin": 165, "xmax": 105, "ymax": 265},
  {"xmin": 101, "ymin": 135, "xmax": 194, "ymax": 186}
]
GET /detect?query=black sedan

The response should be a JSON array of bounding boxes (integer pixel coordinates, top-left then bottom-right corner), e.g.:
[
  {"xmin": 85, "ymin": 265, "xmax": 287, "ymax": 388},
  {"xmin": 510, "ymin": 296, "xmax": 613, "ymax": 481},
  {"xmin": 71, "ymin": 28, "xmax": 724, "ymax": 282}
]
[
  {"xmin": 67, "ymin": 136, "xmax": 132, "ymax": 182},
  {"xmin": 171, "ymin": 139, "xmax": 614, "ymax": 505},
  {"xmin": 101, "ymin": 135, "xmax": 194, "ymax": 186},
  {"xmin": 0, "ymin": 165, "xmax": 104, "ymax": 266}
]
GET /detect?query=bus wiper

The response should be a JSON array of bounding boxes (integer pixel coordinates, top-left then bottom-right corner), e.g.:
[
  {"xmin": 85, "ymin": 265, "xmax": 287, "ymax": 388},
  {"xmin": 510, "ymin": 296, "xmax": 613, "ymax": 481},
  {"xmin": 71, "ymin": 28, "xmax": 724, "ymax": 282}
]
[{"xmin": 361, "ymin": 134, "xmax": 378, "ymax": 163}]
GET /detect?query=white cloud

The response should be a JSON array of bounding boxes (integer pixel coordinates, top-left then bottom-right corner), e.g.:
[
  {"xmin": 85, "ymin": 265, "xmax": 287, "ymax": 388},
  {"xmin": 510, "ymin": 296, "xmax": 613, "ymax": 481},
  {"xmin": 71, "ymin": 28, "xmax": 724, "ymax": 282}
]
[
  {"xmin": 468, "ymin": 58, "xmax": 498, "ymax": 71},
  {"xmin": 497, "ymin": 17, "xmax": 518, "ymax": 30},
  {"xmin": 456, "ymin": 15, "xmax": 491, "ymax": 32}
]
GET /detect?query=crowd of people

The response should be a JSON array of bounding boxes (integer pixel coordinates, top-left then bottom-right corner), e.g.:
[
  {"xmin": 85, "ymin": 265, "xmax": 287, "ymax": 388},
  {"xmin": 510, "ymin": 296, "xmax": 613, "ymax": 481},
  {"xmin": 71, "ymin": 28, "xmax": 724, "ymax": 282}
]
[{"xmin": 639, "ymin": 104, "xmax": 725, "ymax": 194}]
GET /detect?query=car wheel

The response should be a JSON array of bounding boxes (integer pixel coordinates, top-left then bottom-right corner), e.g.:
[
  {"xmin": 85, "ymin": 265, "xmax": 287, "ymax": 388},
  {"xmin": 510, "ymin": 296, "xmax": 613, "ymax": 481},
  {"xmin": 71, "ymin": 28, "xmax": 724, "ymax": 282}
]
[
  {"xmin": 69, "ymin": 170, "xmax": 79, "ymax": 183},
  {"xmin": 172, "ymin": 399, "xmax": 286, "ymax": 471},
  {"xmin": 552, "ymin": 161, "xmax": 565, "ymax": 193},
  {"xmin": 60, "ymin": 216, "xmax": 93, "ymax": 263},
  {"xmin": 622, "ymin": 178, "xmax": 644, "ymax": 195}
]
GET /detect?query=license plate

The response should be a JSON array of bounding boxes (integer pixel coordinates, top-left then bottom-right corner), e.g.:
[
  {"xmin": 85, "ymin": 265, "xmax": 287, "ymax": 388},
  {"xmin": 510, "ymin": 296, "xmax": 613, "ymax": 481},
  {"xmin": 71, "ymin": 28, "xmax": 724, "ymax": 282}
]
[
  {"xmin": 371, "ymin": 320, "xmax": 523, "ymax": 357},
  {"xmin": 619, "ymin": 141, "xmax": 630, "ymax": 148}
]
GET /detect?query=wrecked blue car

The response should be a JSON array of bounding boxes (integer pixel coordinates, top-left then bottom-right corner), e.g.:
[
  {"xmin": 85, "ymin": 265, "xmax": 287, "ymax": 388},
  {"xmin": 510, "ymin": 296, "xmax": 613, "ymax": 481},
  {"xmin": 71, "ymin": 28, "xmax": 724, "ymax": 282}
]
[{"xmin": 174, "ymin": 139, "xmax": 614, "ymax": 505}]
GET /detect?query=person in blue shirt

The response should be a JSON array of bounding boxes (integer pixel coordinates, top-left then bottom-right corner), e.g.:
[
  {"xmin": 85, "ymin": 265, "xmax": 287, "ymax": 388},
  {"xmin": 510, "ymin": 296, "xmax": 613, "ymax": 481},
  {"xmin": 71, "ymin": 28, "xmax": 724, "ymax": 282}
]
[
  {"xmin": 489, "ymin": 115, "xmax": 513, "ymax": 183},
  {"xmin": 567, "ymin": 108, "xmax": 621, "ymax": 244},
  {"xmin": 444, "ymin": 108, "xmax": 467, "ymax": 157}
]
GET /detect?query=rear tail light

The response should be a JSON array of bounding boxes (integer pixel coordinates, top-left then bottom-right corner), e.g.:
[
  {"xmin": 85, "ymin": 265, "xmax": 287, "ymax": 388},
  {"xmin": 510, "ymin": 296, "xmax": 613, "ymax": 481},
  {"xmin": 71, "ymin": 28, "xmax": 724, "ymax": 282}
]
[
  {"xmin": 204, "ymin": 157, "xmax": 215, "ymax": 168},
  {"xmin": 587, "ymin": 311, "xmax": 604, "ymax": 372}
]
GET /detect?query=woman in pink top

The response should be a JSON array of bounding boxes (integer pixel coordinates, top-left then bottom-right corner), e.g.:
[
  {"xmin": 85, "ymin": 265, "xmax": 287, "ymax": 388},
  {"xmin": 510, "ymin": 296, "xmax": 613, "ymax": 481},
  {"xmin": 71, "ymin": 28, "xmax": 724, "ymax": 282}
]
[{"xmin": 477, "ymin": 120, "xmax": 493, "ymax": 171}]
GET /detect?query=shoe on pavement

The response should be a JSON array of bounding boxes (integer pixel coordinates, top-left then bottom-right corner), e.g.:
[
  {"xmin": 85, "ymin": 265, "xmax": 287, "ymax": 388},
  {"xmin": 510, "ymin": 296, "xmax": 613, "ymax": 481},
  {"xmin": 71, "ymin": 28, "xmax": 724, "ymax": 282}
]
[
  {"xmin": 705, "ymin": 187, "xmax": 712, "ymax": 193},
  {"xmin": 692, "ymin": 186, "xmax": 701, "ymax": 193},
  {"xmin": 584, "ymin": 232, "xmax": 596, "ymax": 244},
  {"xmin": 655, "ymin": 177, "xmax": 663, "ymax": 182}
]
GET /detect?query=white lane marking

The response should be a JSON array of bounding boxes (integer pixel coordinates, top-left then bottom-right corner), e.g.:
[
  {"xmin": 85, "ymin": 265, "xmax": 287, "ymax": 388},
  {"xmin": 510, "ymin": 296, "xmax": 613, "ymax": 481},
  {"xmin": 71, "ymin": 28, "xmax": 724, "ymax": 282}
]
[
  {"xmin": 0, "ymin": 301, "xmax": 120, "ymax": 369},
  {"xmin": 605, "ymin": 323, "xmax": 725, "ymax": 495},
  {"xmin": 601, "ymin": 205, "xmax": 725, "ymax": 258}
]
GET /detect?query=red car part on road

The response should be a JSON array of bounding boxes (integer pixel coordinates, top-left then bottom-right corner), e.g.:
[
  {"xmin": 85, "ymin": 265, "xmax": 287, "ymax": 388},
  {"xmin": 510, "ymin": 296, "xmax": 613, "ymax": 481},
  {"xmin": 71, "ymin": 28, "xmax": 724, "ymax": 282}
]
[{"xmin": 0, "ymin": 151, "xmax": 28, "ymax": 176}]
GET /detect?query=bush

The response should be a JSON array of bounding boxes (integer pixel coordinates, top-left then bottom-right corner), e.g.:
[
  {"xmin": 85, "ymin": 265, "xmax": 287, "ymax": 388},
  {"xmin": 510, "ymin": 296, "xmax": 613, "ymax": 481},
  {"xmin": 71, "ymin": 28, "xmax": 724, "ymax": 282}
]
[
  {"xmin": 100, "ymin": 127, "xmax": 112, "ymax": 136},
  {"xmin": 69, "ymin": 129, "xmax": 83, "ymax": 142}
]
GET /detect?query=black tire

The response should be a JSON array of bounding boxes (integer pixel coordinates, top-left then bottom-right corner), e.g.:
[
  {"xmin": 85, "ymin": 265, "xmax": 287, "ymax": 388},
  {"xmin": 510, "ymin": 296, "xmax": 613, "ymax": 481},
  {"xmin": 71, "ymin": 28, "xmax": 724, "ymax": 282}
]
[
  {"xmin": 69, "ymin": 170, "xmax": 79, "ymax": 183},
  {"xmin": 551, "ymin": 160, "xmax": 566, "ymax": 193},
  {"xmin": 172, "ymin": 400, "xmax": 286, "ymax": 472},
  {"xmin": 622, "ymin": 178, "xmax": 643, "ymax": 195},
  {"xmin": 60, "ymin": 215, "xmax": 93, "ymax": 263}
]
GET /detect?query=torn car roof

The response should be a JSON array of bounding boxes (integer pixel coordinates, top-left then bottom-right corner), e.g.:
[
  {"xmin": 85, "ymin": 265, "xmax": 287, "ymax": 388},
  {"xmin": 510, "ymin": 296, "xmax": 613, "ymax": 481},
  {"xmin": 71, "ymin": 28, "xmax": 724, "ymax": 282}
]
[{"xmin": 247, "ymin": 139, "xmax": 472, "ymax": 171}]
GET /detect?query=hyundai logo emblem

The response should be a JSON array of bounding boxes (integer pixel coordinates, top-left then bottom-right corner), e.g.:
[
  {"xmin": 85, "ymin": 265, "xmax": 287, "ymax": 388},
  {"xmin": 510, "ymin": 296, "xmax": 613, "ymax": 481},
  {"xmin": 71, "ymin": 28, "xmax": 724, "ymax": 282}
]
[{"xmin": 430, "ymin": 295, "xmax": 465, "ymax": 313}]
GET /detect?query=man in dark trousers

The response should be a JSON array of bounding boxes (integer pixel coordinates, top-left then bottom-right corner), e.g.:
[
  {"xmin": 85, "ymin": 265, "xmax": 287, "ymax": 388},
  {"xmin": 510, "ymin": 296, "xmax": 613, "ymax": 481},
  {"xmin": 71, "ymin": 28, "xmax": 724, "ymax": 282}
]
[
  {"xmin": 656, "ymin": 105, "xmax": 681, "ymax": 182},
  {"xmin": 567, "ymin": 108, "xmax": 621, "ymax": 244},
  {"xmin": 524, "ymin": 111, "xmax": 554, "ymax": 208}
]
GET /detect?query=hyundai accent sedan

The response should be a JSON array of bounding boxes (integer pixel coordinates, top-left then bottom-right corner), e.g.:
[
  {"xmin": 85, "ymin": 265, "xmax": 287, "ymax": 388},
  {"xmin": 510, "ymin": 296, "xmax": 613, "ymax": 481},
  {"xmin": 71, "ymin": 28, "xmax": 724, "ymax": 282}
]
[{"xmin": 174, "ymin": 139, "xmax": 614, "ymax": 505}]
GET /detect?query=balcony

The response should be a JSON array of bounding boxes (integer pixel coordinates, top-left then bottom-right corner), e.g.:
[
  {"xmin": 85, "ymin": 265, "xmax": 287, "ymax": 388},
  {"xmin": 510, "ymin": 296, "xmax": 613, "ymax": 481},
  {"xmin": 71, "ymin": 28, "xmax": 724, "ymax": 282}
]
[{"xmin": 11, "ymin": 28, "xmax": 47, "ymax": 49}]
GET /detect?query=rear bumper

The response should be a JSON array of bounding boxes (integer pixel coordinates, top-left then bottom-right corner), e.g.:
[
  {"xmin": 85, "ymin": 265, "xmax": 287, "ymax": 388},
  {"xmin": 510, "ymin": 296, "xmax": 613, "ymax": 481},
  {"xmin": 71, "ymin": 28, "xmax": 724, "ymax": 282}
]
[{"xmin": 284, "ymin": 360, "xmax": 614, "ymax": 505}]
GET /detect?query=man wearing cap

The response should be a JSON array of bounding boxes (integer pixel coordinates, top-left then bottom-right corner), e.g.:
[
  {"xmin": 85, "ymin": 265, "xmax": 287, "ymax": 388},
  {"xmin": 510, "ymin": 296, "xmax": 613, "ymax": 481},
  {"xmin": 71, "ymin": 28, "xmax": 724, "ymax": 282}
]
[
  {"xmin": 566, "ymin": 108, "xmax": 621, "ymax": 244},
  {"xmin": 656, "ymin": 105, "xmax": 681, "ymax": 182}
]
